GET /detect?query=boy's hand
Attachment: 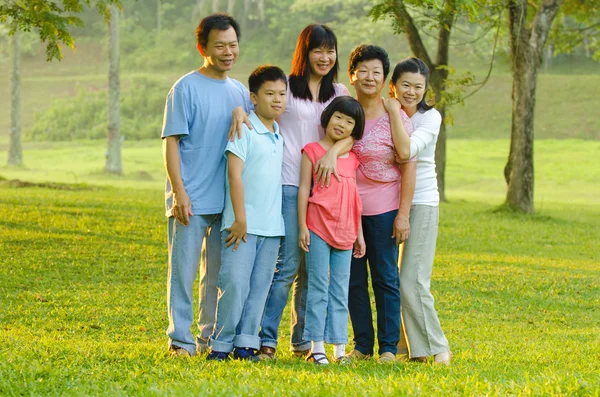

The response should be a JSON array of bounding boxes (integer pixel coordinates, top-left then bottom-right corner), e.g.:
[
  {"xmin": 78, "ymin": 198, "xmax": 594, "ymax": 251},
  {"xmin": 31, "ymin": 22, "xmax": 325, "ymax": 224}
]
[
  {"xmin": 299, "ymin": 226, "xmax": 310, "ymax": 252},
  {"xmin": 172, "ymin": 188, "xmax": 193, "ymax": 226},
  {"xmin": 392, "ymin": 214, "xmax": 410, "ymax": 245},
  {"xmin": 228, "ymin": 106, "xmax": 252, "ymax": 141},
  {"xmin": 225, "ymin": 220, "xmax": 247, "ymax": 251},
  {"xmin": 353, "ymin": 233, "xmax": 366, "ymax": 258}
]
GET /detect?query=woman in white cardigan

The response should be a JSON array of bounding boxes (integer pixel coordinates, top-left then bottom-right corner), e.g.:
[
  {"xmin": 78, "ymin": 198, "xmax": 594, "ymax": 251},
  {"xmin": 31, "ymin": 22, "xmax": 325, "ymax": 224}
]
[{"xmin": 388, "ymin": 57, "xmax": 451, "ymax": 365}]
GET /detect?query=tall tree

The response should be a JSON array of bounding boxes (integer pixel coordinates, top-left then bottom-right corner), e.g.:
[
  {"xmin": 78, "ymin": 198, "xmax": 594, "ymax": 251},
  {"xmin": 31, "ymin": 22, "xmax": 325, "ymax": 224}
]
[
  {"xmin": 105, "ymin": 4, "xmax": 122, "ymax": 174},
  {"xmin": 8, "ymin": 29, "xmax": 22, "ymax": 167}
]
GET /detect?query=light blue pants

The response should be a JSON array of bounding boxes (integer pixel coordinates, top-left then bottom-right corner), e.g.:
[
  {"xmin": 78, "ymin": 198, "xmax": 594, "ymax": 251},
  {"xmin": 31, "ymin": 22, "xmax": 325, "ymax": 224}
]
[
  {"xmin": 166, "ymin": 214, "xmax": 221, "ymax": 355},
  {"xmin": 304, "ymin": 232, "xmax": 352, "ymax": 344},
  {"xmin": 260, "ymin": 185, "xmax": 311, "ymax": 352},
  {"xmin": 209, "ymin": 233, "xmax": 280, "ymax": 353}
]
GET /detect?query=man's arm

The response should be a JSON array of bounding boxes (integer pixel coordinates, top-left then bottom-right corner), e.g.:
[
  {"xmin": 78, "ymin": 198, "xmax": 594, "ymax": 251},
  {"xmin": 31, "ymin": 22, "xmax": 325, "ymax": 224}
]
[
  {"xmin": 163, "ymin": 136, "xmax": 192, "ymax": 226},
  {"xmin": 224, "ymin": 153, "xmax": 247, "ymax": 251},
  {"xmin": 393, "ymin": 161, "xmax": 416, "ymax": 245}
]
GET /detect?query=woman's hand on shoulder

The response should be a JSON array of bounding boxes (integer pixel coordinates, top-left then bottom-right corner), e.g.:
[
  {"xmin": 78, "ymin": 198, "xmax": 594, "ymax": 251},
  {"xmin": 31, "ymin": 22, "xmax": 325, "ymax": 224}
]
[
  {"xmin": 315, "ymin": 150, "xmax": 341, "ymax": 188},
  {"xmin": 383, "ymin": 97, "xmax": 402, "ymax": 115},
  {"xmin": 228, "ymin": 106, "xmax": 252, "ymax": 141}
]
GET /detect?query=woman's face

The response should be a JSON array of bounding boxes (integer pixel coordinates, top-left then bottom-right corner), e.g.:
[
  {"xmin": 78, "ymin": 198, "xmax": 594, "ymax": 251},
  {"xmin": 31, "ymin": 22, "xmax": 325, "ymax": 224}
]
[
  {"xmin": 308, "ymin": 46, "xmax": 336, "ymax": 78},
  {"xmin": 351, "ymin": 59, "xmax": 385, "ymax": 97},
  {"xmin": 391, "ymin": 72, "xmax": 427, "ymax": 111}
]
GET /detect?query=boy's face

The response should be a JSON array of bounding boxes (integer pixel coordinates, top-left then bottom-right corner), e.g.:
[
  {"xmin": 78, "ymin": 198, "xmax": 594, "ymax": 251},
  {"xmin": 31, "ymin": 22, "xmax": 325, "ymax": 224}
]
[
  {"xmin": 197, "ymin": 26, "xmax": 239, "ymax": 77},
  {"xmin": 251, "ymin": 80, "xmax": 287, "ymax": 121}
]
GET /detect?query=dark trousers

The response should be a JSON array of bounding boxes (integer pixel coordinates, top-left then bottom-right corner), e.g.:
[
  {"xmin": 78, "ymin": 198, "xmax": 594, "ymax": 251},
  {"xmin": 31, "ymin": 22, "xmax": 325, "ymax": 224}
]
[{"xmin": 348, "ymin": 210, "xmax": 400, "ymax": 355}]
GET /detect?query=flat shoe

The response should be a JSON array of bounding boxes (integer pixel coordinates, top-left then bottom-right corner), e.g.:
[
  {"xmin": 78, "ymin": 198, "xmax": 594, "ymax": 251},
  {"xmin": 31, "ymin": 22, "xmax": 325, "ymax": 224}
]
[{"xmin": 434, "ymin": 351, "xmax": 452, "ymax": 366}]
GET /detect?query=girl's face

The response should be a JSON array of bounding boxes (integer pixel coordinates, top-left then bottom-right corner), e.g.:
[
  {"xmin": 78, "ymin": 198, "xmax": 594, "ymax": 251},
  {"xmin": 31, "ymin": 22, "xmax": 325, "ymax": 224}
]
[
  {"xmin": 351, "ymin": 59, "xmax": 385, "ymax": 97},
  {"xmin": 391, "ymin": 72, "xmax": 427, "ymax": 111},
  {"xmin": 325, "ymin": 111, "xmax": 355, "ymax": 141},
  {"xmin": 309, "ymin": 46, "xmax": 336, "ymax": 78}
]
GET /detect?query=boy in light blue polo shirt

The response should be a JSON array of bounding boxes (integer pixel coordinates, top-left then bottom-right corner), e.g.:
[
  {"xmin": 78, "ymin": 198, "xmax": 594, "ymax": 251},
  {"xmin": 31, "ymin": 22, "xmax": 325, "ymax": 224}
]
[{"xmin": 207, "ymin": 65, "xmax": 287, "ymax": 361}]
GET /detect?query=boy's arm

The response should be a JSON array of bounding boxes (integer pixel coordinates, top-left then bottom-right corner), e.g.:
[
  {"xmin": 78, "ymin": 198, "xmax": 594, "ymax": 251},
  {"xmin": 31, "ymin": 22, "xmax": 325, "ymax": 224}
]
[
  {"xmin": 163, "ymin": 136, "xmax": 192, "ymax": 226},
  {"xmin": 384, "ymin": 98, "xmax": 411, "ymax": 161},
  {"xmin": 298, "ymin": 153, "xmax": 313, "ymax": 252},
  {"xmin": 393, "ymin": 161, "xmax": 416, "ymax": 245},
  {"xmin": 224, "ymin": 153, "xmax": 247, "ymax": 251},
  {"xmin": 315, "ymin": 136, "xmax": 353, "ymax": 187}
]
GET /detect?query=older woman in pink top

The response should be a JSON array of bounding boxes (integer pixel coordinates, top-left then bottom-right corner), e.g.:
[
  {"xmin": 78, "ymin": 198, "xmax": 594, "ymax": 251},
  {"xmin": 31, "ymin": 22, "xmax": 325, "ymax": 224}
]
[{"xmin": 345, "ymin": 45, "xmax": 416, "ymax": 363}]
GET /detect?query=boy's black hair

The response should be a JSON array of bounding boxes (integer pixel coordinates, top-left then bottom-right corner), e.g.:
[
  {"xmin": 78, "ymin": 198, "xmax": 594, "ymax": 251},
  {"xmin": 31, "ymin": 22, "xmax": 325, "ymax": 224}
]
[
  {"xmin": 289, "ymin": 24, "xmax": 339, "ymax": 103},
  {"xmin": 248, "ymin": 65, "xmax": 288, "ymax": 94},
  {"xmin": 390, "ymin": 57, "xmax": 434, "ymax": 113},
  {"xmin": 320, "ymin": 96, "xmax": 365, "ymax": 141},
  {"xmin": 196, "ymin": 13, "xmax": 241, "ymax": 49},
  {"xmin": 348, "ymin": 44, "xmax": 391, "ymax": 80}
]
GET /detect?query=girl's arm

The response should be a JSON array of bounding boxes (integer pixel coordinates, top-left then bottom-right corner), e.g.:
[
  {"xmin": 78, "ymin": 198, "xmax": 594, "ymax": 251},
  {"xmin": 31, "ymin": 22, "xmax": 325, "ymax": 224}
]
[
  {"xmin": 298, "ymin": 153, "xmax": 313, "ymax": 252},
  {"xmin": 224, "ymin": 153, "xmax": 247, "ymax": 251},
  {"xmin": 314, "ymin": 136, "xmax": 353, "ymax": 187},
  {"xmin": 228, "ymin": 106, "xmax": 252, "ymax": 141},
  {"xmin": 384, "ymin": 98, "xmax": 411, "ymax": 161},
  {"xmin": 353, "ymin": 219, "xmax": 366, "ymax": 258},
  {"xmin": 393, "ymin": 161, "xmax": 416, "ymax": 245}
]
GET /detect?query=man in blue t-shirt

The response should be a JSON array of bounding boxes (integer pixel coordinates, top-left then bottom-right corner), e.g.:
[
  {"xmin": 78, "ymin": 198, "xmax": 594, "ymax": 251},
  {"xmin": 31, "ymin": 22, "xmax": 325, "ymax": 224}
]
[{"xmin": 161, "ymin": 13, "xmax": 252, "ymax": 357}]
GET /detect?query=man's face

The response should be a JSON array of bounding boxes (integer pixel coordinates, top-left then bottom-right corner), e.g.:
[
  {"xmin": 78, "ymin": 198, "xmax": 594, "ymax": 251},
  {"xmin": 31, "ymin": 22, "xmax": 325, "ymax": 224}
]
[{"xmin": 198, "ymin": 26, "xmax": 239, "ymax": 76}]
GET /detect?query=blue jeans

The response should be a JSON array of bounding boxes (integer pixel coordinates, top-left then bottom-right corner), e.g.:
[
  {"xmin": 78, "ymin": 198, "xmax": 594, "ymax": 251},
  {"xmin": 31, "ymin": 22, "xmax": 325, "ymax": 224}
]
[
  {"xmin": 166, "ymin": 214, "xmax": 221, "ymax": 355},
  {"xmin": 348, "ymin": 210, "xmax": 401, "ymax": 355},
  {"xmin": 208, "ymin": 233, "xmax": 280, "ymax": 352},
  {"xmin": 260, "ymin": 185, "xmax": 310, "ymax": 352},
  {"xmin": 304, "ymin": 232, "xmax": 352, "ymax": 344}
]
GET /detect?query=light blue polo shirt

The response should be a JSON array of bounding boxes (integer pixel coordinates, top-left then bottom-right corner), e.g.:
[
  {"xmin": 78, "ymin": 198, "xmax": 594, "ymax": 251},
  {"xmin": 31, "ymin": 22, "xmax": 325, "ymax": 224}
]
[
  {"xmin": 221, "ymin": 111, "xmax": 285, "ymax": 237},
  {"xmin": 161, "ymin": 71, "xmax": 252, "ymax": 217}
]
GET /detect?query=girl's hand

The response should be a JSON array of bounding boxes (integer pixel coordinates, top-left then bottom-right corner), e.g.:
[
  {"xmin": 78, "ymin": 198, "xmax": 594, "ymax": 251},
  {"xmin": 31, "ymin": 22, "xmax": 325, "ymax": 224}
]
[
  {"xmin": 392, "ymin": 214, "xmax": 410, "ymax": 245},
  {"xmin": 299, "ymin": 226, "xmax": 310, "ymax": 252},
  {"xmin": 315, "ymin": 150, "xmax": 341, "ymax": 187},
  {"xmin": 353, "ymin": 234, "xmax": 366, "ymax": 258},
  {"xmin": 228, "ymin": 106, "xmax": 252, "ymax": 141},
  {"xmin": 225, "ymin": 220, "xmax": 247, "ymax": 251},
  {"xmin": 383, "ymin": 97, "xmax": 402, "ymax": 114}
]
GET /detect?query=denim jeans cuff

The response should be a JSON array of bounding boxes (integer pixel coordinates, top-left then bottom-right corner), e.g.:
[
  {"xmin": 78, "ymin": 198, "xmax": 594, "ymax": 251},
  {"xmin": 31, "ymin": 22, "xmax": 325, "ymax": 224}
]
[
  {"xmin": 302, "ymin": 333, "xmax": 324, "ymax": 343},
  {"xmin": 208, "ymin": 337, "xmax": 234, "ymax": 353},
  {"xmin": 260, "ymin": 338, "xmax": 278, "ymax": 349},
  {"xmin": 291, "ymin": 341, "xmax": 311, "ymax": 352},
  {"xmin": 379, "ymin": 346, "xmax": 398, "ymax": 355},
  {"xmin": 234, "ymin": 334, "xmax": 261, "ymax": 350},
  {"xmin": 324, "ymin": 337, "xmax": 349, "ymax": 345}
]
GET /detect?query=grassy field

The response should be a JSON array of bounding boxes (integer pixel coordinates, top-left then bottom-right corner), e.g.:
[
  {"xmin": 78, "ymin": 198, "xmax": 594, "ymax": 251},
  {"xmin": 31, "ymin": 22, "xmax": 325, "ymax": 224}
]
[{"xmin": 0, "ymin": 138, "xmax": 599, "ymax": 395}]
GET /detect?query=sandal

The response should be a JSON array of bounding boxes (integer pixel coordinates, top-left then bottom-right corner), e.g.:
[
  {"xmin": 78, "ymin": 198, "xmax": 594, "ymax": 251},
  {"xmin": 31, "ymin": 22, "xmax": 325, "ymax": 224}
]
[
  {"xmin": 306, "ymin": 352, "xmax": 329, "ymax": 365},
  {"xmin": 257, "ymin": 346, "xmax": 276, "ymax": 361}
]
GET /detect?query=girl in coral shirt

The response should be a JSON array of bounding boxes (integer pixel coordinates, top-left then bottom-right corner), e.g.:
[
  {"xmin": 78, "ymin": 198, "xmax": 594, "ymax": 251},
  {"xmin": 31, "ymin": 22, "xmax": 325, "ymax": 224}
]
[{"xmin": 298, "ymin": 96, "xmax": 366, "ymax": 365}]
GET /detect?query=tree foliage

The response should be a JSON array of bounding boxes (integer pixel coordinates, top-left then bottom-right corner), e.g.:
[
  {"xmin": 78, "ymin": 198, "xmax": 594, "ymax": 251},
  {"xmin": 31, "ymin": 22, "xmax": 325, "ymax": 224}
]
[{"xmin": 0, "ymin": 0, "xmax": 122, "ymax": 61}]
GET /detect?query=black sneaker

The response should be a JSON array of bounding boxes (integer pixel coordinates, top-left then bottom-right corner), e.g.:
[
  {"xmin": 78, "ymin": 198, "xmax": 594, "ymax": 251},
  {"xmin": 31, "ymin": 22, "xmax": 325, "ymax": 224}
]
[
  {"xmin": 206, "ymin": 351, "xmax": 230, "ymax": 361},
  {"xmin": 233, "ymin": 347, "xmax": 260, "ymax": 362}
]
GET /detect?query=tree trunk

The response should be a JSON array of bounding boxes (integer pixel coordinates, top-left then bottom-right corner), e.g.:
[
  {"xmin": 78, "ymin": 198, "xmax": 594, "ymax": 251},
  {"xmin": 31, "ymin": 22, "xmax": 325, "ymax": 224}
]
[
  {"xmin": 212, "ymin": 0, "xmax": 219, "ymax": 13},
  {"xmin": 105, "ymin": 4, "xmax": 122, "ymax": 175},
  {"xmin": 227, "ymin": 0, "xmax": 235, "ymax": 14},
  {"xmin": 8, "ymin": 30, "xmax": 22, "ymax": 167},
  {"xmin": 505, "ymin": 0, "xmax": 563, "ymax": 213}
]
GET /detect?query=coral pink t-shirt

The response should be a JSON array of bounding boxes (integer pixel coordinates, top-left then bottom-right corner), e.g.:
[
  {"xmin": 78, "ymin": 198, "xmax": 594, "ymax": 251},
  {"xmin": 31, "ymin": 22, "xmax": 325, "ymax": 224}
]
[
  {"xmin": 303, "ymin": 142, "xmax": 362, "ymax": 250},
  {"xmin": 352, "ymin": 111, "xmax": 415, "ymax": 216}
]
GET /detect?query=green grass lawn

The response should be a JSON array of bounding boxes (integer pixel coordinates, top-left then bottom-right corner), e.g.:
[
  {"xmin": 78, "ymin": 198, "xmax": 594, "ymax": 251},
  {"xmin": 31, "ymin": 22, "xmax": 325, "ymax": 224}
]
[{"xmin": 0, "ymin": 138, "xmax": 599, "ymax": 395}]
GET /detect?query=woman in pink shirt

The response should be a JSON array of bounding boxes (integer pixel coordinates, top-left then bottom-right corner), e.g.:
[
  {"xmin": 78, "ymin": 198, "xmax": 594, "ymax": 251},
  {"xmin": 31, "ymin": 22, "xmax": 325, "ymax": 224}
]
[{"xmin": 345, "ymin": 45, "xmax": 416, "ymax": 363}]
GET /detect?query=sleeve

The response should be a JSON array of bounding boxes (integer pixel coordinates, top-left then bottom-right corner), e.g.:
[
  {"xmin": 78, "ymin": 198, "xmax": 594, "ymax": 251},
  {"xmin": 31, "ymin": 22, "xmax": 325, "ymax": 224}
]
[
  {"xmin": 335, "ymin": 83, "xmax": 350, "ymax": 97},
  {"xmin": 352, "ymin": 152, "xmax": 361, "ymax": 170},
  {"xmin": 240, "ymin": 83, "xmax": 254, "ymax": 113},
  {"xmin": 301, "ymin": 143, "xmax": 318, "ymax": 166},
  {"xmin": 161, "ymin": 86, "xmax": 190, "ymax": 138},
  {"xmin": 225, "ymin": 125, "xmax": 252, "ymax": 162},
  {"xmin": 409, "ymin": 109, "xmax": 442, "ymax": 159}
]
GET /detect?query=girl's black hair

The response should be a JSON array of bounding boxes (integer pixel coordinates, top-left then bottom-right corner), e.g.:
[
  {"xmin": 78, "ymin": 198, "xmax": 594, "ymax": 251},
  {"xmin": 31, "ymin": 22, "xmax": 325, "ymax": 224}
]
[
  {"xmin": 390, "ymin": 57, "xmax": 434, "ymax": 113},
  {"xmin": 320, "ymin": 96, "xmax": 365, "ymax": 140},
  {"xmin": 289, "ymin": 24, "xmax": 339, "ymax": 103}
]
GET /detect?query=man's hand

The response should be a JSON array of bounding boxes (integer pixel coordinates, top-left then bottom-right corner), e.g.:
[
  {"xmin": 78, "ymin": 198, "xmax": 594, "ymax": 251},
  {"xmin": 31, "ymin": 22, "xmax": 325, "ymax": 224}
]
[
  {"xmin": 314, "ymin": 150, "xmax": 340, "ymax": 187},
  {"xmin": 227, "ymin": 106, "xmax": 252, "ymax": 141},
  {"xmin": 172, "ymin": 188, "xmax": 193, "ymax": 226},
  {"xmin": 353, "ymin": 233, "xmax": 366, "ymax": 258},
  {"xmin": 299, "ymin": 226, "xmax": 311, "ymax": 252},
  {"xmin": 392, "ymin": 213, "xmax": 410, "ymax": 245},
  {"xmin": 225, "ymin": 220, "xmax": 247, "ymax": 251}
]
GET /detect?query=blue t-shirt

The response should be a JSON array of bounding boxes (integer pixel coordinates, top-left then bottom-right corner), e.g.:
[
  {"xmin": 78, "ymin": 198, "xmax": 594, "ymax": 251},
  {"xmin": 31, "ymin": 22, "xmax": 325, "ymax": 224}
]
[
  {"xmin": 161, "ymin": 71, "xmax": 252, "ymax": 216},
  {"xmin": 221, "ymin": 112, "xmax": 285, "ymax": 237}
]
